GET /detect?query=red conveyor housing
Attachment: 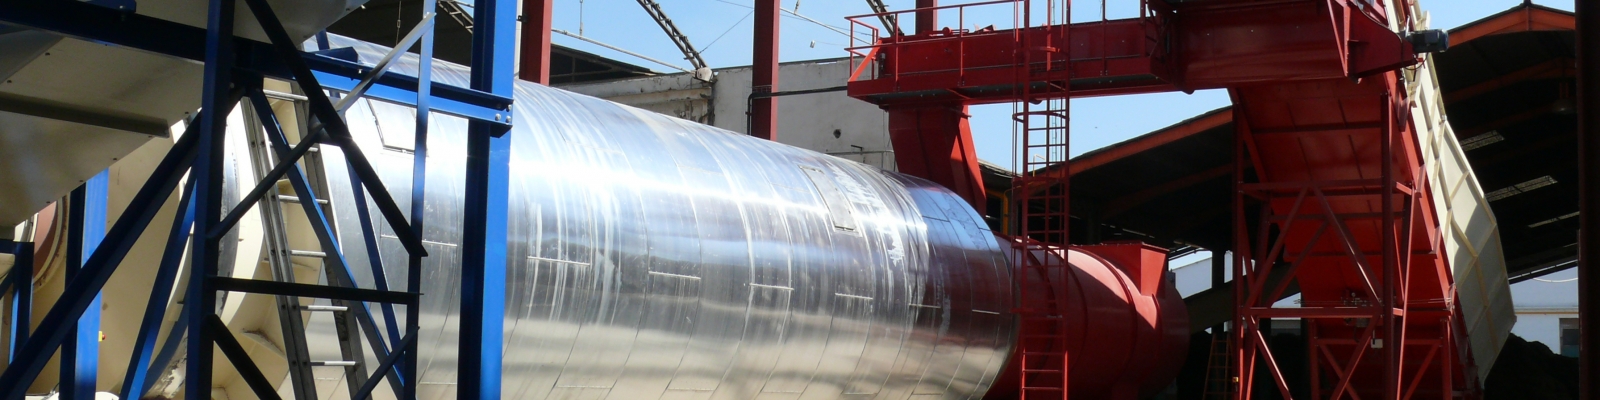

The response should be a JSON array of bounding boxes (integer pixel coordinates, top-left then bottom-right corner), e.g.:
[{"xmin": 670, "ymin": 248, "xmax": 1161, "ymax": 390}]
[{"xmin": 988, "ymin": 241, "xmax": 1191, "ymax": 400}]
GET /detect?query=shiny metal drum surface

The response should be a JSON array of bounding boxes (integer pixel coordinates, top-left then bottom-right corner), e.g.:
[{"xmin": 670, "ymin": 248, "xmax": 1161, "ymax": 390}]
[{"xmin": 317, "ymin": 37, "xmax": 1016, "ymax": 400}]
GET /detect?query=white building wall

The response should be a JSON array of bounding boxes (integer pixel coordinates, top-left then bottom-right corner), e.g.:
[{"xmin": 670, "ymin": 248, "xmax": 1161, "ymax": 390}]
[
  {"xmin": 1508, "ymin": 267, "xmax": 1577, "ymax": 354},
  {"xmin": 558, "ymin": 58, "xmax": 897, "ymax": 170}
]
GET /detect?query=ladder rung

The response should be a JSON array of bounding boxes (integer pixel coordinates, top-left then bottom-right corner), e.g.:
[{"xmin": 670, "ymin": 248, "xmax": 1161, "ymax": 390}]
[
  {"xmin": 289, "ymin": 250, "xmax": 328, "ymax": 258},
  {"xmin": 301, "ymin": 305, "xmax": 349, "ymax": 312},
  {"xmin": 277, "ymin": 195, "xmax": 329, "ymax": 204},
  {"xmin": 311, "ymin": 360, "xmax": 359, "ymax": 367},
  {"xmin": 1023, "ymin": 369, "xmax": 1064, "ymax": 373},
  {"xmin": 284, "ymin": 144, "xmax": 320, "ymax": 153},
  {"xmin": 1021, "ymin": 387, "xmax": 1064, "ymax": 391},
  {"xmin": 262, "ymin": 89, "xmax": 309, "ymax": 102}
]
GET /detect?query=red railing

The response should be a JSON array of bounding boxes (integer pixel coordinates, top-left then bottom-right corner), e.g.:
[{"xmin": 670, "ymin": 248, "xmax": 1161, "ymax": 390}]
[
  {"xmin": 844, "ymin": 0, "xmax": 1158, "ymax": 95},
  {"xmin": 845, "ymin": 0, "xmax": 1022, "ymax": 86}
]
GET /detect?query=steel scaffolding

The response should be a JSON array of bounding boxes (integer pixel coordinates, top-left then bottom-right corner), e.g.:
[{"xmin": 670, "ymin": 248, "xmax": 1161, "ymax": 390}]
[{"xmin": 0, "ymin": 0, "xmax": 516, "ymax": 397}]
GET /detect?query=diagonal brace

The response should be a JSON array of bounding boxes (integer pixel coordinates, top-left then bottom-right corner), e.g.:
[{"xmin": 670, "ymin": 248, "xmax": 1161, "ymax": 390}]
[{"xmin": 239, "ymin": 0, "xmax": 430, "ymax": 256}]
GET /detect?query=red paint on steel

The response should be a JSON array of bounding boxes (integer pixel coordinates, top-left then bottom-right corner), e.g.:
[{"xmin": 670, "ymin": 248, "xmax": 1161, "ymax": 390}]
[
  {"xmin": 750, "ymin": 0, "xmax": 779, "ymax": 141},
  {"xmin": 990, "ymin": 241, "xmax": 1190, "ymax": 400},
  {"xmin": 517, "ymin": 0, "xmax": 552, "ymax": 84},
  {"xmin": 846, "ymin": 2, "xmax": 1416, "ymax": 107},
  {"xmin": 886, "ymin": 105, "xmax": 987, "ymax": 209},
  {"xmin": 845, "ymin": 1, "xmax": 1469, "ymax": 398},
  {"xmin": 1450, "ymin": 4, "xmax": 1574, "ymax": 44},
  {"xmin": 915, "ymin": 0, "xmax": 937, "ymax": 34},
  {"xmin": 1230, "ymin": 73, "xmax": 1466, "ymax": 399},
  {"xmin": 1064, "ymin": 109, "xmax": 1232, "ymax": 177}
]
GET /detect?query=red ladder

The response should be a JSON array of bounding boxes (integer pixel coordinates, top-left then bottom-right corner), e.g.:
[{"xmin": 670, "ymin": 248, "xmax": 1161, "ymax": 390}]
[{"xmin": 1012, "ymin": 1, "xmax": 1071, "ymax": 396}]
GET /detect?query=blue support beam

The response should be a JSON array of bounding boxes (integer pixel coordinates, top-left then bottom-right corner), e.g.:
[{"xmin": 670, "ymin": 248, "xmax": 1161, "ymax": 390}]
[
  {"xmin": 459, "ymin": 0, "xmax": 516, "ymax": 396},
  {"xmin": 0, "ymin": 0, "xmax": 514, "ymax": 396},
  {"xmin": 3, "ymin": 240, "xmax": 31, "ymax": 365},
  {"xmin": 183, "ymin": 0, "xmax": 237, "ymax": 396},
  {"xmin": 118, "ymin": 180, "xmax": 195, "ymax": 400},
  {"xmin": 245, "ymin": 89, "xmax": 410, "ymax": 395},
  {"xmin": 0, "ymin": 108, "xmax": 219, "ymax": 400},
  {"xmin": 62, "ymin": 170, "xmax": 109, "ymax": 400},
  {"xmin": 0, "ymin": 0, "xmax": 511, "ymax": 127},
  {"xmin": 406, "ymin": 1, "xmax": 434, "ymax": 394}
]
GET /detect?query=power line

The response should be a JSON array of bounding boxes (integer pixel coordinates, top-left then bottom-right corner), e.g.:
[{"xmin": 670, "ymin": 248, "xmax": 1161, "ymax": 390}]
[
  {"xmin": 709, "ymin": 0, "xmax": 872, "ymax": 39},
  {"xmin": 702, "ymin": 10, "xmax": 756, "ymax": 54}
]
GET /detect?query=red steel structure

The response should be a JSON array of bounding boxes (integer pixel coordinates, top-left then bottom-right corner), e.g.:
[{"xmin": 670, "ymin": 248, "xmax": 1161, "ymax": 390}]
[{"xmin": 847, "ymin": 0, "xmax": 1465, "ymax": 399}]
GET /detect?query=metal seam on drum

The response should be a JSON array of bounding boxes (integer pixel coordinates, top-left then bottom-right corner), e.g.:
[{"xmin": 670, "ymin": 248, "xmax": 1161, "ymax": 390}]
[{"xmin": 313, "ymin": 35, "xmax": 1017, "ymax": 400}]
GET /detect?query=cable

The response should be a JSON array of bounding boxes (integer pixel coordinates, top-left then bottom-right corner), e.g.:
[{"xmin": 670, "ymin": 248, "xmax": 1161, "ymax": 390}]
[
  {"xmin": 702, "ymin": 10, "xmax": 756, "ymax": 54},
  {"xmin": 710, "ymin": 0, "xmax": 871, "ymax": 39},
  {"xmin": 1535, "ymin": 277, "xmax": 1579, "ymax": 283}
]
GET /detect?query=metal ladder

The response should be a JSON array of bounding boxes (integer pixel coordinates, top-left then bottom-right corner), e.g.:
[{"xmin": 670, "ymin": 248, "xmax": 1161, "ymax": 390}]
[
  {"xmin": 242, "ymin": 89, "xmax": 373, "ymax": 398},
  {"xmin": 1012, "ymin": 1, "xmax": 1072, "ymax": 396},
  {"xmin": 1203, "ymin": 327, "xmax": 1235, "ymax": 399}
]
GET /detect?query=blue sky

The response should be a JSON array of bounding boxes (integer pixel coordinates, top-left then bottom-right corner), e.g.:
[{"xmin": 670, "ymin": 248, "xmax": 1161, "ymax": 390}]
[{"xmin": 538, "ymin": 0, "xmax": 1575, "ymax": 166}]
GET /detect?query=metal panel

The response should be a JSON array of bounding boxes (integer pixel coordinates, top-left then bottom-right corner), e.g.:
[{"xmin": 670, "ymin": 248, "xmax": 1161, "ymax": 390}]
[
  {"xmin": 1410, "ymin": 52, "xmax": 1515, "ymax": 382},
  {"xmin": 315, "ymin": 35, "xmax": 1016, "ymax": 400},
  {"xmin": 0, "ymin": 109, "xmax": 155, "ymax": 225}
]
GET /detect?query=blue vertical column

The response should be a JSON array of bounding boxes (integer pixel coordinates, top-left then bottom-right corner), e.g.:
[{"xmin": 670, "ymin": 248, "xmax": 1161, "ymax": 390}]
[
  {"xmin": 406, "ymin": 2, "xmax": 435, "ymax": 399},
  {"xmin": 61, "ymin": 170, "xmax": 107, "ymax": 400},
  {"xmin": 6, "ymin": 241, "xmax": 31, "ymax": 364},
  {"xmin": 186, "ymin": 0, "xmax": 237, "ymax": 395},
  {"xmin": 458, "ymin": 0, "xmax": 514, "ymax": 396}
]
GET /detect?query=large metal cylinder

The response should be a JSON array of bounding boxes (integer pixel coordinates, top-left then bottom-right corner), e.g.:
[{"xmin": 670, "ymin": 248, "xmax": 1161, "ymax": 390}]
[
  {"xmin": 988, "ymin": 242, "xmax": 1190, "ymax": 400},
  {"xmin": 313, "ymin": 38, "xmax": 1017, "ymax": 399}
]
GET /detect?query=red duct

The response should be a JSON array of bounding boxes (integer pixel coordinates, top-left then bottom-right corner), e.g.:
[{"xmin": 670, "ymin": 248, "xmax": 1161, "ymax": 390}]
[{"xmin": 989, "ymin": 240, "xmax": 1190, "ymax": 400}]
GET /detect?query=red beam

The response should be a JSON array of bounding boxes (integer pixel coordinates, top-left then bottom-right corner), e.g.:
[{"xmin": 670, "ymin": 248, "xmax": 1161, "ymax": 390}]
[
  {"xmin": 1444, "ymin": 57, "xmax": 1575, "ymax": 103},
  {"xmin": 517, "ymin": 0, "xmax": 552, "ymax": 84},
  {"xmin": 1067, "ymin": 109, "xmax": 1232, "ymax": 176},
  {"xmin": 751, "ymin": 0, "xmax": 779, "ymax": 140},
  {"xmin": 1452, "ymin": 4, "xmax": 1576, "ymax": 44},
  {"xmin": 915, "ymin": 0, "xmax": 936, "ymax": 34},
  {"xmin": 848, "ymin": 1, "xmax": 1418, "ymax": 107}
]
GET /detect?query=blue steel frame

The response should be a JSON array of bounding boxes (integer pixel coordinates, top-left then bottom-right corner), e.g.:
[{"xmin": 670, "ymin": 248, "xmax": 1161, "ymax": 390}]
[
  {"xmin": 0, "ymin": 0, "xmax": 516, "ymax": 395},
  {"xmin": 61, "ymin": 170, "xmax": 108, "ymax": 400},
  {"xmin": 1, "ymin": 239, "xmax": 32, "ymax": 365}
]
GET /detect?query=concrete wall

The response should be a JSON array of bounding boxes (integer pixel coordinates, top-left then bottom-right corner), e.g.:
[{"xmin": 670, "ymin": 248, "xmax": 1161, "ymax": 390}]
[
  {"xmin": 558, "ymin": 73, "xmax": 714, "ymax": 124},
  {"xmin": 558, "ymin": 58, "xmax": 898, "ymax": 170}
]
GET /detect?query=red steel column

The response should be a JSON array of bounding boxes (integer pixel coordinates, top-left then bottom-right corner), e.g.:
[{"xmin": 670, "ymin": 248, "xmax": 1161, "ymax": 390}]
[
  {"xmin": 751, "ymin": 0, "xmax": 779, "ymax": 140},
  {"xmin": 916, "ymin": 0, "xmax": 936, "ymax": 34},
  {"xmin": 886, "ymin": 105, "xmax": 987, "ymax": 209},
  {"xmin": 1578, "ymin": 0, "xmax": 1600, "ymax": 396},
  {"xmin": 518, "ymin": 0, "xmax": 552, "ymax": 83}
]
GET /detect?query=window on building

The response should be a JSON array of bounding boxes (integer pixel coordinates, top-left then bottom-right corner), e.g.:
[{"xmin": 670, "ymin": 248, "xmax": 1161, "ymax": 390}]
[{"xmin": 1560, "ymin": 318, "xmax": 1580, "ymax": 358}]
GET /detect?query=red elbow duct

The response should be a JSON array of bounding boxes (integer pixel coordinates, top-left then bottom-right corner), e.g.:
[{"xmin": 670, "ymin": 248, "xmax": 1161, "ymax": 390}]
[{"xmin": 989, "ymin": 240, "xmax": 1190, "ymax": 400}]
